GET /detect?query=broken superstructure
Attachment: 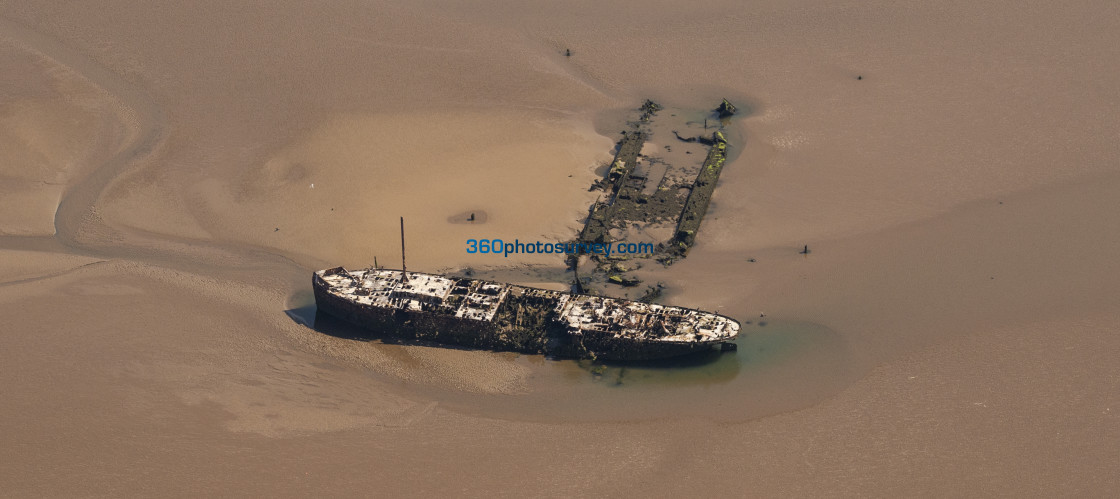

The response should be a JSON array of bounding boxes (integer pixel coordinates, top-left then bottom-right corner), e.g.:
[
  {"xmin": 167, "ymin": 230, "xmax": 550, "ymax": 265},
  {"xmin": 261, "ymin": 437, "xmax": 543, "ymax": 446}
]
[{"xmin": 313, "ymin": 267, "xmax": 739, "ymax": 361}]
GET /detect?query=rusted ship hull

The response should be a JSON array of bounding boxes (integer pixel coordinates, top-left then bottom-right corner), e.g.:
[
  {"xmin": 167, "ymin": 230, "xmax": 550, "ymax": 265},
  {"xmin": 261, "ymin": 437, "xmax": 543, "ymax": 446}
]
[{"xmin": 312, "ymin": 267, "xmax": 738, "ymax": 361}]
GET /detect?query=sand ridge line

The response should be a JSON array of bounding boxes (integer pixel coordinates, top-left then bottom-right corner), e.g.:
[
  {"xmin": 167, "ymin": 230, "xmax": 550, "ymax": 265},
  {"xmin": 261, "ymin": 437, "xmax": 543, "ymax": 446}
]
[
  {"xmin": 0, "ymin": 16, "xmax": 287, "ymax": 276},
  {"xmin": 0, "ymin": 259, "xmax": 109, "ymax": 288},
  {"xmin": 0, "ymin": 16, "xmax": 163, "ymax": 247},
  {"xmin": 1, "ymin": 18, "xmax": 326, "ymax": 286}
]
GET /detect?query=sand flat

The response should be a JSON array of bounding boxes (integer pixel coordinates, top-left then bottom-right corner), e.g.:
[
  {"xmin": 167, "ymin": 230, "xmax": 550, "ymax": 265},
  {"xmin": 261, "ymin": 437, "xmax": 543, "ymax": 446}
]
[
  {"xmin": 2, "ymin": 0, "xmax": 1120, "ymax": 495},
  {"xmin": 0, "ymin": 45, "xmax": 128, "ymax": 235}
]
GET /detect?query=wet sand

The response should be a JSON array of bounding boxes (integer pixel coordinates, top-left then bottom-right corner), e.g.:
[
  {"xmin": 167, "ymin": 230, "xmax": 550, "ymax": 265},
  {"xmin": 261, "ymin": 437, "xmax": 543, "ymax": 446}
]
[{"xmin": 3, "ymin": 1, "xmax": 1120, "ymax": 495}]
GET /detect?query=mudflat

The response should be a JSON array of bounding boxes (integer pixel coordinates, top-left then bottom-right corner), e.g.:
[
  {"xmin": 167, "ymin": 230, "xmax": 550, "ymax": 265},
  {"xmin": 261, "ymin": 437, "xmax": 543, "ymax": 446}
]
[{"xmin": 2, "ymin": 1, "xmax": 1118, "ymax": 495}]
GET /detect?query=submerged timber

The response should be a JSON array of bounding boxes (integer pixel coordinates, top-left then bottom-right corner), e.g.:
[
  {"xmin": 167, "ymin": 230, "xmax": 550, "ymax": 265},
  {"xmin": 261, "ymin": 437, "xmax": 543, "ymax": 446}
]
[{"xmin": 313, "ymin": 267, "xmax": 740, "ymax": 361}]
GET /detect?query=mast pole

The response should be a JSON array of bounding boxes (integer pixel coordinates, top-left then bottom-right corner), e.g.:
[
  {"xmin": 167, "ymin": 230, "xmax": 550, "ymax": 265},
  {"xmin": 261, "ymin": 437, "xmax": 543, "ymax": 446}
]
[{"xmin": 400, "ymin": 216, "xmax": 408, "ymax": 281}]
